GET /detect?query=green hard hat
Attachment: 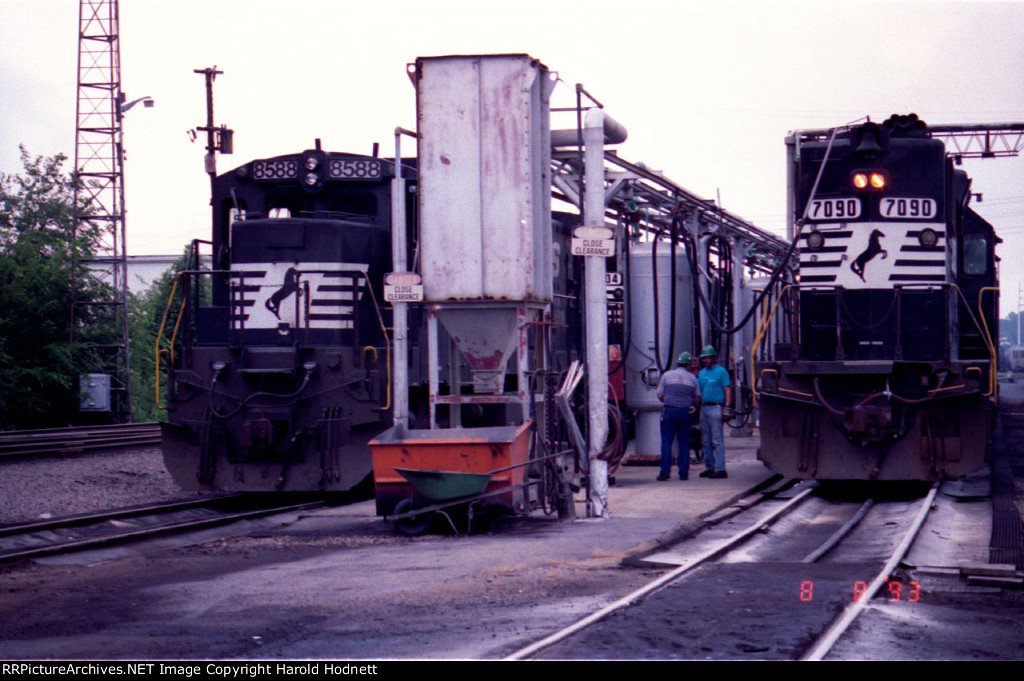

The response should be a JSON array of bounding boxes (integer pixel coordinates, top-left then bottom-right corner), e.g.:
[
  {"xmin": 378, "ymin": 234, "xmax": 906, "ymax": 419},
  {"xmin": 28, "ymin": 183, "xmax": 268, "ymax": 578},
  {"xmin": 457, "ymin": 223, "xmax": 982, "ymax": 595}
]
[
  {"xmin": 677, "ymin": 352, "xmax": 692, "ymax": 365},
  {"xmin": 700, "ymin": 345, "xmax": 717, "ymax": 358}
]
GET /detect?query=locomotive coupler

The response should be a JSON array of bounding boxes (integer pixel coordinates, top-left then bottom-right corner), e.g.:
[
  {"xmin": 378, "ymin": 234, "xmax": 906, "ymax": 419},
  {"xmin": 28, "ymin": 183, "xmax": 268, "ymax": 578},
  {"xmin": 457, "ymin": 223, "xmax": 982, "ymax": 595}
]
[{"xmin": 843, "ymin": 405, "xmax": 893, "ymax": 445}]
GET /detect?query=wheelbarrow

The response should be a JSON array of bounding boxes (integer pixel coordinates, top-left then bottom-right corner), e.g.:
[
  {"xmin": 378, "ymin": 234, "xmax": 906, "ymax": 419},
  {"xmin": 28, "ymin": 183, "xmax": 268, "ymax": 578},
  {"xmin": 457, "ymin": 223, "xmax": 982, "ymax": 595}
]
[{"xmin": 387, "ymin": 465, "xmax": 535, "ymax": 536}]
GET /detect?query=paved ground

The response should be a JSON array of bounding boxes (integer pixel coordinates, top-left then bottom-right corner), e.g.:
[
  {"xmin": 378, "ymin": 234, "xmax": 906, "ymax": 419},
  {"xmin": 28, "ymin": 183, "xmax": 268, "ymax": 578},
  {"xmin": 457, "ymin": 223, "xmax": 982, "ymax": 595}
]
[
  {"xmin": 0, "ymin": 431, "xmax": 771, "ymax": 660},
  {"xmin": 0, "ymin": 415, "xmax": 1019, "ymax": 661}
]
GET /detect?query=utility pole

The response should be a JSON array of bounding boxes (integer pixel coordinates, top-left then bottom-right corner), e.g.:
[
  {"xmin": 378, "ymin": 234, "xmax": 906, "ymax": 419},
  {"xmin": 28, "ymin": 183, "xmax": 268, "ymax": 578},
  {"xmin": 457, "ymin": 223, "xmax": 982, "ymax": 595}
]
[{"xmin": 193, "ymin": 67, "xmax": 233, "ymax": 194}]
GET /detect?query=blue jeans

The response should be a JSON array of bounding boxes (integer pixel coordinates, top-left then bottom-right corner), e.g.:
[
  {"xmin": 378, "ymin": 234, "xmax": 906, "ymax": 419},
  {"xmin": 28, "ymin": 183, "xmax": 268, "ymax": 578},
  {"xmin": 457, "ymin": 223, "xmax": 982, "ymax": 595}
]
[
  {"xmin": 701, "ymin": 404, "xmax": 725, "ymax": 472},
  {"xmin": 660, "ymin": 406, "xmax": 694, "ymax": 478}
]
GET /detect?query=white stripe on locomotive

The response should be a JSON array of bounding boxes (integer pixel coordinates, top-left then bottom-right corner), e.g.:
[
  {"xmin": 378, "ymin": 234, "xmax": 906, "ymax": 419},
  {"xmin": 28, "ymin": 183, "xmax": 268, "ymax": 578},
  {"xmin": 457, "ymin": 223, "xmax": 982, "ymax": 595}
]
[
  {"xmin": 799, "ymin": 222, "xmax": 945, "ymax": 288},
  {"xmin": 230, "ymin": 261, "xmax": 369, "ymax": 330}
]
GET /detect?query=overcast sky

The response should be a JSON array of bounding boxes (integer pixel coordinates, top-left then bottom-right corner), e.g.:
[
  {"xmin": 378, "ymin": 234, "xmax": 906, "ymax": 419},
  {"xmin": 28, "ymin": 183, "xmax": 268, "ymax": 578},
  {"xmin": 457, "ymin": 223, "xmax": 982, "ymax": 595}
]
[{"xmin": 2, "ymin": 0, "xmax": 1023, "ymax": 311}]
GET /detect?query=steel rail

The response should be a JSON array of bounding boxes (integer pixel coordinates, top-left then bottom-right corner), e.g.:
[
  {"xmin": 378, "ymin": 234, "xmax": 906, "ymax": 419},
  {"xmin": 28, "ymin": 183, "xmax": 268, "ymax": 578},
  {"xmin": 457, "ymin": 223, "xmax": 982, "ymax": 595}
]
[
  {"xmin": 799, "ymin": 482, "xmax": 939, "ymax": 661},
  {"xmin": 0, "ymin": 422, "xmax": 160, "ymax": 458},
  {"xmin": 0, "ymin": 495, "xmax": 239, "ymax": 538},
  {"xmin": 0, "ymin": 496, "xmax": 324, "ymax": 564},
  {"xmin": 800, "ymin": 498, "xmax": 875, "ymax": 563},
  {"xmin": 504, "ymin": 483, "xmax": 818, "ymax": 661}
]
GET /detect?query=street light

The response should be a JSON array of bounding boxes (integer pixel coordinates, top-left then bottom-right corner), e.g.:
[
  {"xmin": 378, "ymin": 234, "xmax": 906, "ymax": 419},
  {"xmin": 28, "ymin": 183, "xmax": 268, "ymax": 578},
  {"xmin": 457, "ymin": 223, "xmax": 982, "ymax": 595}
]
[{"xmin": 119, "ymin": 95, "xmax": 154, "ymax": 114}]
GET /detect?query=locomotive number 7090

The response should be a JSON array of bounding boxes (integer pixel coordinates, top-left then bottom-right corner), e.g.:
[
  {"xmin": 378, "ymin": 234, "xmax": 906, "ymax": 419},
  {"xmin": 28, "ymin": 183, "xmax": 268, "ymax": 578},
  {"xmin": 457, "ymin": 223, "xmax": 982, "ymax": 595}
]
[
  {"xmin": 809, "ymin": 198, "xmax": 861, "ymax": 220},
  {"xmin": 881, "ymin": 197, "xmax": 936, "ymax": 219}
]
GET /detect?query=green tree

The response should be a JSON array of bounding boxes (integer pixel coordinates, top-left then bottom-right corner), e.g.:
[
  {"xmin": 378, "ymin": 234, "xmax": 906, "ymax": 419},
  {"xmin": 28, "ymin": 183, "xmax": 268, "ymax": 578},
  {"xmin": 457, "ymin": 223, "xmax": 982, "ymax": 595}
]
[
  {"xmin": 128, "ymin": 249, "xmax": 194, "ymax": 422},
  {"xmin": 0, "ymin": 147, "xmax": 108, "ymax": 429}
]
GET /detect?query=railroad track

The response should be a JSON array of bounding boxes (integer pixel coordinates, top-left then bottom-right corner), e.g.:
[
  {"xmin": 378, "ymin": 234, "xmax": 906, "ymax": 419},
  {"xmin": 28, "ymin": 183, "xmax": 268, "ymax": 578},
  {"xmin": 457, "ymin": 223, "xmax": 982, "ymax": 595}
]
[
  {"xmin": 507, "ymin": 479, "xmax": 945, "ymax": 660},
  {"xmin": 0, "ymin": 422, "xmax": 161, "ymax": 458},
  {"xmin": 0, "ymin": 495, "xmax": 327, "ymax": 563}
]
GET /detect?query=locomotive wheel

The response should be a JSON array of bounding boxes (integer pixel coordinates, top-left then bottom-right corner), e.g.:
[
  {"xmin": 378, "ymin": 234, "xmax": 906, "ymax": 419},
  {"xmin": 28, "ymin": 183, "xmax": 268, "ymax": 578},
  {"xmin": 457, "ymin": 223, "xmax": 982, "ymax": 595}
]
[{"xmin": 392, "ymin": 498, "xmax": 433, "ymax": 537}]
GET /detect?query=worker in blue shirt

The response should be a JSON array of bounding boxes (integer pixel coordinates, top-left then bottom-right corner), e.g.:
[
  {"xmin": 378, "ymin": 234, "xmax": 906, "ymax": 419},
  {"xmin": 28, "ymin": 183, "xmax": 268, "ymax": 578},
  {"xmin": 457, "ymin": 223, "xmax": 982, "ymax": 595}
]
[
  {"xmin": 697, "ymin": 345, "xmax": 732, "ymax": 479},
  {"xmin": 656, "ymin": 352, "xmax": 701, "ymax": 480}
]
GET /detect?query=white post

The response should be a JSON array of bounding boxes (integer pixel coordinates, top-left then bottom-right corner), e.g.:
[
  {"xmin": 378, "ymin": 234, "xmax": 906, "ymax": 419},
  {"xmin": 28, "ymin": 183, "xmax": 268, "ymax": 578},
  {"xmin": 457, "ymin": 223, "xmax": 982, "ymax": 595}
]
[
  {"xmin": 584, "ymin": 108, "xmax": 609, "ymax": 516},
  {"xmin": 391, "ymin": 129, "xmax": 410, "ymax": 434}
]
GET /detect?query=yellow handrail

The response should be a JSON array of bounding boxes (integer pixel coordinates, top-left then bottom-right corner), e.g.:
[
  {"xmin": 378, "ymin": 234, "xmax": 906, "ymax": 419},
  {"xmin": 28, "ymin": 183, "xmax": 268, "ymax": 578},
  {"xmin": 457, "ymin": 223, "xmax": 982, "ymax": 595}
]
[
  {"xmin": 748, "ymin": 283, "xmax": 1000, "ymax": 406},
  {"xmin": 154, "ymin": 272, "xmax": 186, "ymax": 410},
  {"xmin": 749, "ymin": 284, "xmax": 793, "ymax": 406},
  {"xmin": 948, "ymin": 283, "xmax": 997, "ymax": 399},
  {"xmin": 978, "ymin": 286, "xmax": 999, "ymax": 403}
]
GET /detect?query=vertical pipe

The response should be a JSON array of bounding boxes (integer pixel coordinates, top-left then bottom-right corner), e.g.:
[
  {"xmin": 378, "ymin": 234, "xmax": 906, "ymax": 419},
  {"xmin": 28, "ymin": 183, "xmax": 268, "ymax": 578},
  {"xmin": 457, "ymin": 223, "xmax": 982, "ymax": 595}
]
[
  {"xmin": 698, "ymin": 232, "xmax": 711, "ymax": 349},
  {"xmin": 427, "ymin": 309, "xmax": 439, "ymax": 429},
  {"xmin": 731, "ymin": 239, "xmax": 749, "ymax": 431},
  {"xmin": 584, "ymin": 108, "xmax": 609, "ymax": 516},
  {"xmin": 785, "ymin": 133, "xmax": 798, "ymax": 242},
  {"xmin": 730, "ymin": 238, "xmax": 742, "ymax": 400},
  {"xmin": 391, "ymin": 129, "xmax": 409, "ymax": 433}
]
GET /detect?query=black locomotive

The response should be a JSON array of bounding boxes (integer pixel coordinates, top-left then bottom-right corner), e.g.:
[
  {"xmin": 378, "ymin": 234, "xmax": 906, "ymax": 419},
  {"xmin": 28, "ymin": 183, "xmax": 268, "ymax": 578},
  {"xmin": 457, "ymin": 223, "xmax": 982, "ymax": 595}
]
[
  {"xmin": 160, "ymin": 145, "xmax": 415, "ymax": 492},
  {"xmin": 755, "ymin": 114, "xmax": 998, "ymax": 480},
  {"xmin": 159, "ymin": 144, "xmax": 588, "ymax": 493}
]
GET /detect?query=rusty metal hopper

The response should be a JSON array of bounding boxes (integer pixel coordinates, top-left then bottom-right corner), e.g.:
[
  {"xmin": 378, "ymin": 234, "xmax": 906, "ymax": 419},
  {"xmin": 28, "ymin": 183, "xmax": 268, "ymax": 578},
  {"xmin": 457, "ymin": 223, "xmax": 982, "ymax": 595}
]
[{"xmin": 436, "ymin": 307, "xmax": 520, "ymax": 394}]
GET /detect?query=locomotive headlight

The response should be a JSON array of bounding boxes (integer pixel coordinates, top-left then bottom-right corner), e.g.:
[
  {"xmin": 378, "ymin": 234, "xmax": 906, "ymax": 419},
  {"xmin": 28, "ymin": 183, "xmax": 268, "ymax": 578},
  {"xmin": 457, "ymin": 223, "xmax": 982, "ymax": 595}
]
[
  {"xmin": 852, "ymin": 171, "xmax": 887, "ymax": 190},
  {"xmin": 300, "ymin": 151, "xmax": 326, "ymax": 192},
  {"xmin": 806, "ymin": 230, "xmax": 825, "ymax": 249},
  {"xmin": 919, "ymin": 228, "xmax": 939, "ymax": 247}
]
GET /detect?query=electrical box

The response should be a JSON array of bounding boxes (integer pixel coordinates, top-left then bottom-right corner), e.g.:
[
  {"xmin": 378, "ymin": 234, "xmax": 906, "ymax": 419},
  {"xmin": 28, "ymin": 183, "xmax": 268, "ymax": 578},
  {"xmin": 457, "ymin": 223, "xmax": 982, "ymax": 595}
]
[{"xmin": 80, "ymin": 374, "xmax": 112, "ymax": 412}]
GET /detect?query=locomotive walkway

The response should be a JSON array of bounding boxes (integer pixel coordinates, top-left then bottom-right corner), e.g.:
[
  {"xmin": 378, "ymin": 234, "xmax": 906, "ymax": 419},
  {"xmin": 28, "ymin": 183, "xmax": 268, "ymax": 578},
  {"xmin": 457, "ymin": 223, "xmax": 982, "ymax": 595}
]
[{"xmin": 596, "ymin": 430, "xmax": 773, "ymax": 553}]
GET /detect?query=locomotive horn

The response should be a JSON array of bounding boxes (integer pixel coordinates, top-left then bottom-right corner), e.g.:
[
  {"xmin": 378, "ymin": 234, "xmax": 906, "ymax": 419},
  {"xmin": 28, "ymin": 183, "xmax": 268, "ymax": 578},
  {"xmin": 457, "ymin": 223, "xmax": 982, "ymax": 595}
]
[{"xmin": 854, "ymin": 123, "xmax": 884, "ymax": 156}]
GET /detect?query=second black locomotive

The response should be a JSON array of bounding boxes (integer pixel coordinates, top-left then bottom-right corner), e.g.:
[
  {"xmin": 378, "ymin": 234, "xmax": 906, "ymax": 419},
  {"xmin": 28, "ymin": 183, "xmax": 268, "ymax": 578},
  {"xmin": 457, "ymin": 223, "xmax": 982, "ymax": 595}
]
[{"xmin": 755, "ymin": 114, "xmax": 999, "ymax": 480}]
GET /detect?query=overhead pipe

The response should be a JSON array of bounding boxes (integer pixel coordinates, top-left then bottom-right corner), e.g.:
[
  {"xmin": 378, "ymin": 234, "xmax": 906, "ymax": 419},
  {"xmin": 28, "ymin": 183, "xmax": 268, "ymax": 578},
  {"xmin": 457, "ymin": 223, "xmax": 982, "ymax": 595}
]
[{"xmin": 552, "ymin": 112, "xmax": 628, "ymax": 148}]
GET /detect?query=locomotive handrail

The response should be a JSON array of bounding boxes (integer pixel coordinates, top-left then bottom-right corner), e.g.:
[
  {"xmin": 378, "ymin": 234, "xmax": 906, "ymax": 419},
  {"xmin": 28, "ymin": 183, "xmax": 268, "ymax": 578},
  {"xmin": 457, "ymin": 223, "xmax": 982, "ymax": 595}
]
[
  {"xmin": 948, "ymin": 283, "xmax": 997, "ymax": 399},
  {"xmin": 750, "ymin": 284, "xmax": 795, "ymax": 406},
  {"xmin": 751, "ymin": 282, "xmax": 1000, "ymax": 407},
  {"xmin": 361, "ymin": 270, "xmax": 392, "ymax": 411},
  {"xmin": 978, "ymin": 286, "xmax": 1000, "ymax": 403},
  {"xmin": 154, "ymin": 271, "xmax": 187, "ymax": 410}
]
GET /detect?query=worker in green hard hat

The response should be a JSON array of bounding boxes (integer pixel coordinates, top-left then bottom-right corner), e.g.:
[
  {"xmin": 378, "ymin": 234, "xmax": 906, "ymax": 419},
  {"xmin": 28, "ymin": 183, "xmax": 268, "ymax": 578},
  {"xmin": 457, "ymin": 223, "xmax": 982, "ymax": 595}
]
[
  {"xmin": 656, "ymin": 352, "xmax": 701, "ymax": 481},
  {"xmin": 697, "ymin": 345, "xmax": 732, "ymax": 479}
]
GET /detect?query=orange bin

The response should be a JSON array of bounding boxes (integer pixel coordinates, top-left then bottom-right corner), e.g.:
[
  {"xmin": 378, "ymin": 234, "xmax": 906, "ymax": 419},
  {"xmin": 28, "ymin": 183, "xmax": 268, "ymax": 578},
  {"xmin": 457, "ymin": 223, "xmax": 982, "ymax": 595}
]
[{"xmin": 370, "ymin": 421, "xmax": 533, "ymax": 516}]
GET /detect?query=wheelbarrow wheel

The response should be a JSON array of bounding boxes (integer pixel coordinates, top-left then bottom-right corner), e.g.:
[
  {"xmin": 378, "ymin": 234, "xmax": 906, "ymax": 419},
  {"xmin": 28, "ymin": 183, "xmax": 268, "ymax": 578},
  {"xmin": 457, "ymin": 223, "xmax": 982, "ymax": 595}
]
[{"xmin": 392, "ymin": 498, "xmax": 433, "ymax": 537}]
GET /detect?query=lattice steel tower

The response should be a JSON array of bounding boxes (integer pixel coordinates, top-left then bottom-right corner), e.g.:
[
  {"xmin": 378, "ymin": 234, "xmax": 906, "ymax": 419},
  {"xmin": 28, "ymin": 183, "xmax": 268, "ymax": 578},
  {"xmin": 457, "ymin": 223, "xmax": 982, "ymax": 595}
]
[{"xmin": 71, "ymin": 0, "xmax": 131, "ymax": 422}]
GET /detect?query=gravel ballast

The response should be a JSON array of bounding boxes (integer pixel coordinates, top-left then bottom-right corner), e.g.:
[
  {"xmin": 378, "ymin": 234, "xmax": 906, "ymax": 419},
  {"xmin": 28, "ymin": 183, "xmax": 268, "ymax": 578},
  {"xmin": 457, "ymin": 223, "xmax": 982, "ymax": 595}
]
[{"xmin": 0, "ymin": 447, "xmax": 196, "ymax": 525}]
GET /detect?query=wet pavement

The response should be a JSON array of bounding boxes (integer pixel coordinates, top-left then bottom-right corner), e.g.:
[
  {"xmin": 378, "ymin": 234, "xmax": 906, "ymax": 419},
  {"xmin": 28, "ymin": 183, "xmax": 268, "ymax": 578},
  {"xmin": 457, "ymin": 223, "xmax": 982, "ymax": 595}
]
[{"xmin": 0, "ymin": 421, "xmax": 1019, "ymax": 660}]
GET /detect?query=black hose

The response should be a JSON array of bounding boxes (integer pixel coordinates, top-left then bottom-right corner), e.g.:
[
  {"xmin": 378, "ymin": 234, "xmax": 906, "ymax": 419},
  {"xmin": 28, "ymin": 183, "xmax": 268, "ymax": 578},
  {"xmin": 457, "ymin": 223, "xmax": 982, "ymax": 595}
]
[
  {"xmin": 686, "ymin": 227, "xmax": 800, "ymax": 337},
  {"xmin": 651, "ymin": 208, "xmax": 685, "ymax": 372}
]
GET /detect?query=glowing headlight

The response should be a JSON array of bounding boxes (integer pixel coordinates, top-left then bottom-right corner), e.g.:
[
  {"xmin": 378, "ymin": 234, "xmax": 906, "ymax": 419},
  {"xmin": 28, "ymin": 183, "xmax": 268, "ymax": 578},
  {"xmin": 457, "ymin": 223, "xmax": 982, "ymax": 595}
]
[{"xmin": 852, "ymin": 172, "xmax": 887, "ymax": 190}]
